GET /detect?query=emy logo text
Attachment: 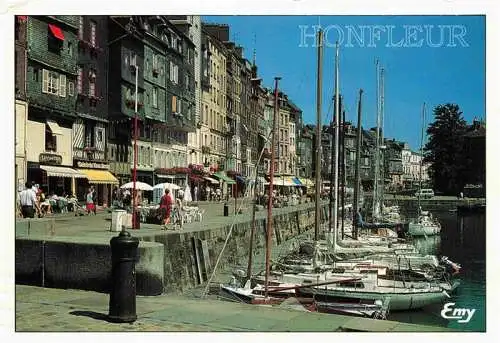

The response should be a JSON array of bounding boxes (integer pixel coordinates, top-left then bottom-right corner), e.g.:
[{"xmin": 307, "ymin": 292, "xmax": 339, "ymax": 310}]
[{"xmin": 441, "ymin": 302, "xmax": 476, "ymax": 323}]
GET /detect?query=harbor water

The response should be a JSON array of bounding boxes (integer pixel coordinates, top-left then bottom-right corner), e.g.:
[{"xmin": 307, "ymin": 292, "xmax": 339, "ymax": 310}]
[{"xmin": 388, "ymin": 210, "xmax": 486, "ymax": 331}]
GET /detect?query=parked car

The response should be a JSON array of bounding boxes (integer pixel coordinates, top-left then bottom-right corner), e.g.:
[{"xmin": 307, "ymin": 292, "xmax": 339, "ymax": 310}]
[{"xmin": 415, "ymin": 189, "xmax": 434, "ymax": 199}]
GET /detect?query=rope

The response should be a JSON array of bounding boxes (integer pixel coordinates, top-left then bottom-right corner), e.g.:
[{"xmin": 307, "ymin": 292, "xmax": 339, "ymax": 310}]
[{"xmin": 202, "ymin": 130, "xmax": 274, "ymax": 298}]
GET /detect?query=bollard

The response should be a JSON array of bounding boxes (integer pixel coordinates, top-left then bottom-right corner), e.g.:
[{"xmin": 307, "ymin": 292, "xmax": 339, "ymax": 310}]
[
  {"xmin": 223, "ymin": 202, "xmax": 229, "ymax": 217},
  {"xmin": 108, "ymin": 230, "xmax": 139, "ymax": 323}
]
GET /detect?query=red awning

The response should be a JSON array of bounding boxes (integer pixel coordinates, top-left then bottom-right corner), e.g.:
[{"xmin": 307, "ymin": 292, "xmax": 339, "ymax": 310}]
[
  {"xmin": 48, "ymin": 24, "xmax": 65, "ymax": 41},
  {"xmin": 17, "ymin": 16, "xmax": 27, "ymax": 21}
]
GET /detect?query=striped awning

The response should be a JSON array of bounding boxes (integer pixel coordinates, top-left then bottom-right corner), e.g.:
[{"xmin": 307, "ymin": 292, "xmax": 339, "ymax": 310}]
[
  {"xmin": 78, "ymin": 169, "xmax": 119, "ymax": 184},
  {"xmin": 298, "ymin": 178, "xmax": 314, "ymax": 187},
  {"xmin": 204, "ymin": 176, "xmax": 219, "ymax": 184},
  {"xmin": 40, "ymin": 165, "xmax": 87, "ymax": 178}
]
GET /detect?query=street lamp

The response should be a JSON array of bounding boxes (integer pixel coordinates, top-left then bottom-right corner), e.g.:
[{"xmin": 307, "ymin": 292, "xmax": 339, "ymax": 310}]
[{"xmin": 131, "ymin": 63, "xmax": 139, "ymax": 230}]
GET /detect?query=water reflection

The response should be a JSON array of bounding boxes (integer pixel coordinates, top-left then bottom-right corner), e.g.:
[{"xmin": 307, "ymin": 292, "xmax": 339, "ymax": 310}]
[{"xmin": 393, "ymin": 211, "xmax": 486, "ymax": 332}]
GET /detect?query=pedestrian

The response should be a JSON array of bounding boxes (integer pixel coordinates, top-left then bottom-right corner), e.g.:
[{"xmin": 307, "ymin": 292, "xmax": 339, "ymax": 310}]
[
  {"xmin": 91, "ymin": 186, "xmax": 97, "ymax": 214},
  {"xmin": 206, "ymin": 186, "xmax": 211, "ymax": 202},
  {"xmin": 174, "ymin": 192, "xmax": 184, "ymax": 229},
  {"xmin": 19, "ymin": 182, "xmax": 40, "ymax": 218},
  {"xmin": 85, "ymin": 188, "xmax": 95, "ymax": 215},
  {"xmin": 193, "ymin": 185, "xmax": 199, "ymax": 202},
  {"xmin": 159, "ymin": 188, "xmax": 173, "ymax": 230}
]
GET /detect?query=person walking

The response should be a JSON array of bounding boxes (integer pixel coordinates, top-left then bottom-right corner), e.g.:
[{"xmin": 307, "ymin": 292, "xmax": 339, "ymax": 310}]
[
  {"xmin": 85, "ymin": 188, "xmax": 95, "ymax": 215},
  {"xmin": 19, "ymin": 182, "xmax": 40, "ymax": 218},
  {"xmin": 159, "ymin": 188, "xmax": 173, "ymax": 230},
  {"xmin": 90, "ymin": 186, "xmax": 97, "ymax": 214},
  {"xmin": 193, "ymin": 185, "xmax": 199, "ymax": 202}
]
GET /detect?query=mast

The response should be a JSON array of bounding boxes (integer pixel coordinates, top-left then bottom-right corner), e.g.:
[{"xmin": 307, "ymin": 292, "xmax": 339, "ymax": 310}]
[
  {"xmin": 341, "ymin": 108, "xmax": 346, "ymax": 240},
  {"xmin": 352, "ymin": 89, "xmax": 363, "ymax": 240},
  {"xmin": 372, "ymin": 60, "xmax": 381, "ymax": 220},
  {"xmin": 380, "ymin": 67, "xmax": 385, "ymax": 212},
  {"xmin": 418, "ymin": 102, "xmax": 425, "ymax": 211},
  {"xmin": 314, "ymin": 29, "xmax": 323, "ymax": 243},
  {"xmin": 264, "ymin": 76, "xmax": 280, "ymax": 298},
  {"xmin": 332, "ymin": 41, "xmax": 340, "ymax": 248}
]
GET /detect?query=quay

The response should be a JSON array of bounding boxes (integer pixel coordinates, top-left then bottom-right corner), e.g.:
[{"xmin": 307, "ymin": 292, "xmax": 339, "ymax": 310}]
[
  {"xmin": 373, "ymin": 195, "xmax": 486, "ymax": 214},
  {"xmin": 15, "ymin": 197, "xmax": 484, "ymax": 296},
  {"xmin": 16, "ymin": 200, "xmax": 329, "ymax": 295},
  {"xmin": 15, "ymin": 285, "xmax": 454, "ymax": 332}
]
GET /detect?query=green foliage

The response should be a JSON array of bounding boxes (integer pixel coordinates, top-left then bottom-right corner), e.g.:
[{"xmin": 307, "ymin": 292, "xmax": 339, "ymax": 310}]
[{"xmin": 423, "ymin": 104, "xmax": 470, "ymax": 195}]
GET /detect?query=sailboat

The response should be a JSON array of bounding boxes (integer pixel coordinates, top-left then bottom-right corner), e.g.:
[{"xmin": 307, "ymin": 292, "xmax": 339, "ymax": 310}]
[{"xmin": 408, "ymin": 103, "xmax": 441, "ymax": 237}]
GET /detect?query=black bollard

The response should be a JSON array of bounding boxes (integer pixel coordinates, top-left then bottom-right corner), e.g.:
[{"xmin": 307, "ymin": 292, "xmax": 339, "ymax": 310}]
[
  {"xmin": 223, "ymin": 202, "xmax": 229, "ymax": 217},
  {"xmin": 108, "ymin": 230, "xmax": 139, "ymax": 323}
]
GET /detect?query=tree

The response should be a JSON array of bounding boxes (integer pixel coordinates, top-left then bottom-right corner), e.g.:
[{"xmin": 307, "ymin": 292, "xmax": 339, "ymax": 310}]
[{"xmin": 423, "ymin": 104, "xmax": 469, "ymax": 195}]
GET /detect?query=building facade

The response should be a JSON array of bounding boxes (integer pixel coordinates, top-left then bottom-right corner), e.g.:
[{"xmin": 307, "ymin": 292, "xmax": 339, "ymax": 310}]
[
  {"xmin": 72, "ymin": 15, "xmax": 115, "ymax": 205},
  {"xmin": 15, "ymin": 16, "xmax": 28, "ymax": 190},
  {"xmin": 25, "ymin": 15, "xmax": 83, "ymax": 196},
  {"xmin": 200, "ymin": 27, "xmax": 228, "ymax": 172},
  {"xmin": 167, "ymin": 16, "xmax": 203, "ymax": 167}
]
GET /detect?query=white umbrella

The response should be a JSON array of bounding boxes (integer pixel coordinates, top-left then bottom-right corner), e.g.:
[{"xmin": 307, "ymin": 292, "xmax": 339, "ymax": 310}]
[
  {"xmin": 153, "ymin": 182, "xmax": 180, "ymax": 190},
  {"xmin": 120, "ymin": 181, "xmax": 153, "ymax": 191}
]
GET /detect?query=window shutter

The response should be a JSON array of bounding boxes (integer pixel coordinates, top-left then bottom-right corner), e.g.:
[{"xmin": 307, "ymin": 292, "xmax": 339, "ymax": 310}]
[
  {"xmin": 42, "ymin": 69, "xmax": 49, "ymax": 93},
  {"xmin": 172, "ymin": 96, "xmax": 177, "ymax": 113},
  {"xmin": 59, "ymin": 74, "xmax": 66, "ymax": 97}
]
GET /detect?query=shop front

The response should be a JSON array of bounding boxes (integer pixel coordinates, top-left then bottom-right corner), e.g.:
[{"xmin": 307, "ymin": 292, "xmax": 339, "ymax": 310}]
[
  {"xmin": 27, "ymin": 153, "xmax": 88, "ymax": 196},
  {"xmin": 75, "ymin": 160, "xmax": 119, "ymax": 207}
]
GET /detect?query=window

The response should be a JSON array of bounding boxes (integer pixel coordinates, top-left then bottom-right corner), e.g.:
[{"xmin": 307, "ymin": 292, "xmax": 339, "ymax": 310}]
[
  {"xmin": 178, "ymin": 99, "xmax": 182, "ymax": 114},
  {"xmin": 77, "ymin": 66, "xmax": 83, "ymax": 93},
  {"xmin": 59, "ymin": 74, "xmax": 66, "ymax": 97},
  {"xmin": 68, "ymin": 82, "xmax": 74, "ymax": 96},
  {"xmin": 45, "ymin": 125, "xmax": 57, "ymax": 151},
  {"xmin": 130, "ymin": 52, "xmax": 137, "ymax": 67},
  {"xmin": 78, "ymin": 16, "xmax": 84, "ymax": 39},
  {"xmin": 32, "ymin": 68, "xmax": 39, "ymax": 82},
  {"xmin": 152, "ymin": 87, "xmax": 158, "ymax": 108},
  {"xmin": 68, "ymin": 41, "xmax": 73, "ymax": 57},
  {"xmin": 89, "ymin": 79, "xmax": 95, "ymax": 97},
  {"xmin": 42, "ymin": 69, "xmax": 59, "ymax": 95},
  {"xmin": 172, "ymin": 95, "xmax": 177, "ymax": 113},
  {"xmin": 152, "ymin": 54, "xmax": 158, "ymax": 70},
  {"xmin": 171, "ymin": 36, "xmax": 177, "ymax": 50},
  {"xmin": 90, "ymin": 20, "xmax": 96, "ymax": 47}
]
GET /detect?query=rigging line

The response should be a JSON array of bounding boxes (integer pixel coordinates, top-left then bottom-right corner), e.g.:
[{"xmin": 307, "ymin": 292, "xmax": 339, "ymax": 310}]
[{"xmin": 202, "ymin": 129, "xmax": 274, "ymax": 298}]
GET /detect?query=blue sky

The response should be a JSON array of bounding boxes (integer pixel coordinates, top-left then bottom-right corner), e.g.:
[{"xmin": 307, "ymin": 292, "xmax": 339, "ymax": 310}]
[{"xmin": 203, "ymin": 15, "xmax": 485, "ymax": 151}]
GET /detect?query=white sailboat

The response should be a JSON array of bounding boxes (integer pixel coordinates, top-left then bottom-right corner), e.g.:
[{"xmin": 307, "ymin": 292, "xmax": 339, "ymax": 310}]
[{"xmin": 408, "ymin": 103, "xmax": 441, "ymax": 237}]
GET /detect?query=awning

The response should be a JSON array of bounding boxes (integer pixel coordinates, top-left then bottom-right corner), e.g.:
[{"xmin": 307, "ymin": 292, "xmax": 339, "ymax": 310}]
[
  {"xmin": 213, "ymin": 171, "xmax": 236, "ymax": 185},
  {"xmin": 274, "ymin": 177, "xmax": 300, "ymax": 187},
  {"xmin": 40, "ymin": 165, "xmax": 87, "ymax": 178},
  {"xmin": 48, "ymin": 24, "xmax": 65, "ymax": 41},
  {"xmin": 292, "ymin": 177, "xmax": 302, "ymax": 186},
  {"xmin": 78, "ymin": 169, "xmax": 119, "ymax": 184},
  {"xmin": 157, "ymin": 174, "xmax": 185, "ymax": 179},
  {"xmin": 46, "ymin": 120, "xmax": 63, "ymax": 135},
  {"xmin": 299, "ymin": 178, "xmax": 314, "ymax": 187},
  {"xmin": 204, "ymin": 176, "xmax": 219, "ymax": 184}
]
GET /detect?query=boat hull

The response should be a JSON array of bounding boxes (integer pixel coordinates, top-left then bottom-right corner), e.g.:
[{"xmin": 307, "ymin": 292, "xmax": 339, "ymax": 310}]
[{"xmin": 297, "ymin": 287, "xmax": 448, "ymax": 311}]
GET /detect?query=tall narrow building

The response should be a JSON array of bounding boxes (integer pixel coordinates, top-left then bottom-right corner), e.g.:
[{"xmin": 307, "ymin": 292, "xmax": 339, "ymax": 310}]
[
  {"xmin": 73, "ymin": 15, "xmax": 116, "ymax": 205},
  {"xmin": 25, "ymin": 16, "xmax": 84, "ymax": 196}
]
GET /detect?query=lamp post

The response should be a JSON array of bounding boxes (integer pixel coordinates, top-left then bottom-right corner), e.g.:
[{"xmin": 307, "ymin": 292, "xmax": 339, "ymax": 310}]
[{"xmin": 132, "ymin": 63, "xmax": 139, "ymax": 230}]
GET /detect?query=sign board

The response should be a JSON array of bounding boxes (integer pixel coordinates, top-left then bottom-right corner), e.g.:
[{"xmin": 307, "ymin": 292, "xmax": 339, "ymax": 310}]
[
  {"xmin": 76, "ymin": 160, "xmax": 110, "ymax": 170},
  {"xmin": 39, "ymin": 153, "xmax": 62, "ymax": 165}
]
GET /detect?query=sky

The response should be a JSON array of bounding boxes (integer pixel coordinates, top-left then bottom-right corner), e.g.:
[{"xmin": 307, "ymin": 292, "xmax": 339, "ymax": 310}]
[{"xmin": 204, "ymin": 15, "xmax": 485, "ymax": 151}]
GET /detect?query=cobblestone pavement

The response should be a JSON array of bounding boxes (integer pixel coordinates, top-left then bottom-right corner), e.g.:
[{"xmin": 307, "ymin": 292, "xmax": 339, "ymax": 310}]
[{"xmin": 14, "ymin": 285, "xmax": 453, "ymax": 332}]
